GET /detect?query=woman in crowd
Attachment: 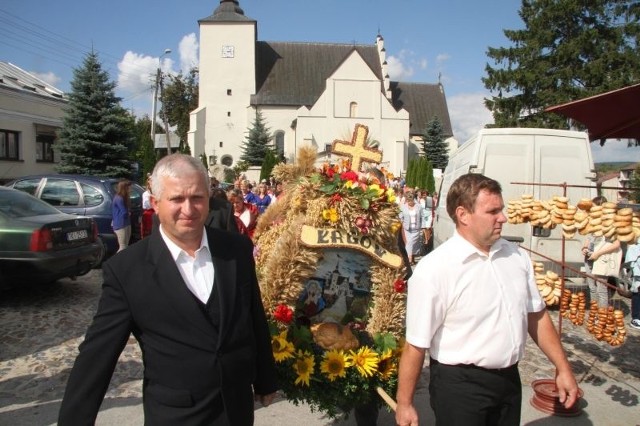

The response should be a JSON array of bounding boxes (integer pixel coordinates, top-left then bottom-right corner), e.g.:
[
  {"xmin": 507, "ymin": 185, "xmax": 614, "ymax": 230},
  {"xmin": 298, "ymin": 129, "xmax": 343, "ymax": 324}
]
[
  {"xmin": 228, "ymin": 189, "xmax": 258, "ymax": 239},
  {"xmin": 112, "ymin": 180, "xmax": 132, "ymax": 252},
  {"xmin": 400, "ymin": 191, "xmax": 424, "ymax": 265},
  {"xmin": 255, "ymin": 182, "xmax": 272, "ymax": 214},
  {"xmin": 582, "ymin": 196, "xmax": 623, "ymax": 308}
]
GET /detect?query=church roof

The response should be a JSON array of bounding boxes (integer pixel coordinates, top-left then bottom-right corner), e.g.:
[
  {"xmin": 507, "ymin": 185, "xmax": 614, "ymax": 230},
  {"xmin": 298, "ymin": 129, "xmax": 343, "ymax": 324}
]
[
  {"xmin": 390, "ymin": 82, "xmax": 453, "ymax": 137},
  {"xmin": 252, "ymin": 41, "xmax": 382, "ymax": 107},
  {"xmin": 199, "ymin": 0, "xmax": 254, "ymax": 23},
  {"xmin": 251, "ymin": 41, "xmax": 453, "ymax": 138}
]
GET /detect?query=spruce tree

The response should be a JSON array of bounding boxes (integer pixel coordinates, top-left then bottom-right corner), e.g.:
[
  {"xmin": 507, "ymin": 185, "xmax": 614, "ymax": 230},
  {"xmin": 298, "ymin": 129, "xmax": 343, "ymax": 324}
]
[
  {"xmin": 56, "ymin": 52, "xmax": 132, "ymax": 177},
  {"xmin": 422, "ymin": 116, "xmax": 449, "ymax": 170},
  {"xmin": 240, "ymin": 110, "xmax": 275, "ymax": 166}
]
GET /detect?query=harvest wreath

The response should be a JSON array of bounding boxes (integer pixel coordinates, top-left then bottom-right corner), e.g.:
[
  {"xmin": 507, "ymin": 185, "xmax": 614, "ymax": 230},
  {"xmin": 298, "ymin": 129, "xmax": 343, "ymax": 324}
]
[{"xmin": 253, "ymin": 125, "xmax": 407, "ymax": 418}]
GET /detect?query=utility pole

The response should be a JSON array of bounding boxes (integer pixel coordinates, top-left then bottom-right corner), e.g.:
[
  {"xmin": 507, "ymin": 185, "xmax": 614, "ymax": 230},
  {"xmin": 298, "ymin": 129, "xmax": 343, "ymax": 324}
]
[
  {"xmin": 150, "ymin": 49, "xmax": 171, "ymax": 157},
  {"xmin": 159, "ymin": 76, "xmax": 172, "ymax": 157}
]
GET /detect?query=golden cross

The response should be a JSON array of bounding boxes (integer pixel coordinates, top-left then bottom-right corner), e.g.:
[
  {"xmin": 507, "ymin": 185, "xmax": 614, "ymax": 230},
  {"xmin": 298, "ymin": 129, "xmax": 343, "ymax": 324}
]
[{"xmin": 331, "ymin": 124, "xmax": 382, "ymax": 172}]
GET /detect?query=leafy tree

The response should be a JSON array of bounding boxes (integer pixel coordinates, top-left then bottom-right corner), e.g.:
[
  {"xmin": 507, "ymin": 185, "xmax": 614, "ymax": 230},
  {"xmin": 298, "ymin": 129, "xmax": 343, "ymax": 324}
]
[
  {"xmin": 630, "ymin": 165, "xmax": 640, "ymax": 203},
  {"xmin": 160, "ymin": 68, "xmax": 198, "ymax": 152},
  {"xmin": 56, "ymin": 52, "xmax": 133, "ymax": 177},
  {"xmin": 132, "ymin": 115, "xmax": 157, "ymax": 184},
  {"xmin": 199, "ymin": 153, "xmax": 208, "ymax": 170},
  {"xmin": 240, "ymin": 110, "xmax": 275, "ymax": 166},
  {"xmin": 232, "ymin": 161, "xmax": 250, "ymax": 181},
  {"xmin": 421, "ymin": 116, "xmax": 449, "ymax": 170},
  {"xmin": 483, "ymin": 0, "xmax": 640, "ymax": 132}
]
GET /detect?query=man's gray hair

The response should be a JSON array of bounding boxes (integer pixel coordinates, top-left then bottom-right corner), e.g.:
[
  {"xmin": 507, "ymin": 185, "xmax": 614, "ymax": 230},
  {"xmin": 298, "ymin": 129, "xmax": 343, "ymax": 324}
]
[{"xmin": 150, "ymin": 154, "xmax": 210, "ymax": 199}]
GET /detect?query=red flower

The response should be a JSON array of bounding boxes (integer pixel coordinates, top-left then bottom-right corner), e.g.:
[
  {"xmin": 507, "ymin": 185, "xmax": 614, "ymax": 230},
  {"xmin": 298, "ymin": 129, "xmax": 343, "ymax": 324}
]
[
  {"xmin": 326, "ymin": 167, "xmax": 335, "ymax": 179},
  {"xmin": 274, "ymin": 304, "xmax": 294, "ymax": 324},
  {"xmin": 330, "ymin": 193, "xmax": 343, "ymax": 204},
  {"xmin": 393, "ymin": 278, "xmax": 407, "ymax": 293},
  {"xmin": 340, "ymin": 170, "xmax": 359, "ymax": 182}
]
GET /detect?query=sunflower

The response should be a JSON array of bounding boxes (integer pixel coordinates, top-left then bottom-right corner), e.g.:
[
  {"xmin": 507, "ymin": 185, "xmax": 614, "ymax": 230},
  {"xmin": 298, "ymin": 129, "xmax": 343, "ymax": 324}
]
[
  {"xmin": 377, "ymin": 348, "xmax": 397, "ymax": 380},
  {"xmin": 293, "ymin": 350, "xmax": 315, "ymax": 386},
  {"xmin": 320, "ymin": 350, "xmax": 350, "ymax": 381},
  {"xmin": 347, "ymin": 346, "xmax": 379, "ymax": 377},
  {"xmin": 322, "ymin": 208, "xmax": 339, "ymax": 223},
  {"xmin": 271, "ymin": 331, "xmax": 295, "ymax": 362}
]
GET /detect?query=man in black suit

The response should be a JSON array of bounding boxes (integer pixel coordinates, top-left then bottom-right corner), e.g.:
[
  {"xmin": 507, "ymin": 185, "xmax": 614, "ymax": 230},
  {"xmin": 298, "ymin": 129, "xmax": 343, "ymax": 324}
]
[{"xmin": 59, "ymin": 154, "xmax": 277, "ymax": 425}]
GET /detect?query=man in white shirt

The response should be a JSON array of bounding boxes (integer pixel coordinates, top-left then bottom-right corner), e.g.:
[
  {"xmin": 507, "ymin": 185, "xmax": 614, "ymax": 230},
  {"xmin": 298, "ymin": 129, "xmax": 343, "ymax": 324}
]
[{"xmin": 395, "ymin": 173, "xmax": 577, "ymax": 426}]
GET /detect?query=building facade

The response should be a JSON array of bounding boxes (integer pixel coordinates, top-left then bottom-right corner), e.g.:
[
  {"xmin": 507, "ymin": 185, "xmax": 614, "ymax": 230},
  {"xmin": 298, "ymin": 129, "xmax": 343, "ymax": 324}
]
[
  {"xmin": 0, "ymin": 62, "xmax": 67, "ymax": 183},
  {"xmin": 189, "ymin": 0, "xmax": 453, "ymax": 177}
]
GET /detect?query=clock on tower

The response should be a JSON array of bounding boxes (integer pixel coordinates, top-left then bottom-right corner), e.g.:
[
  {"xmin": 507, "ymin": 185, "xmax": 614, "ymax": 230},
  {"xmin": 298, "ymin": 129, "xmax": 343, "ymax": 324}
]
[{"xmin": 221, "ymin": 45, "xmax": 235, "ymax": 58}]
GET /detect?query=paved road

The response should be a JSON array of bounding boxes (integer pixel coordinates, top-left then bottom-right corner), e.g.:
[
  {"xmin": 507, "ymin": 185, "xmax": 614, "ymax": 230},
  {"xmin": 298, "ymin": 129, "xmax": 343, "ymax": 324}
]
[{"xmin": 1, "ymin": 270, "xmax": 639, "ymax": 425}]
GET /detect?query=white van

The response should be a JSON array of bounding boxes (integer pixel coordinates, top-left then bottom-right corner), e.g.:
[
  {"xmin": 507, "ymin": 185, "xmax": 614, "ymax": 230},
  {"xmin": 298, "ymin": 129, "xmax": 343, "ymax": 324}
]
[{"xmin": 433, "ymin": 128, "xmax": 597, "ymax": 273}]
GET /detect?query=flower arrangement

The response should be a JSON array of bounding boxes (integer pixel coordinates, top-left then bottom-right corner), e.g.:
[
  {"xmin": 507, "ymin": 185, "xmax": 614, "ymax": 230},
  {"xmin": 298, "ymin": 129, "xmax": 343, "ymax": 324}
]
[
  {"xmin": 268, "ymin": 310, "xmax": 403, "ymax": 418},
  {"xmin": 253, "ymin": 132, "xmax": 408, "ymax": 418}
]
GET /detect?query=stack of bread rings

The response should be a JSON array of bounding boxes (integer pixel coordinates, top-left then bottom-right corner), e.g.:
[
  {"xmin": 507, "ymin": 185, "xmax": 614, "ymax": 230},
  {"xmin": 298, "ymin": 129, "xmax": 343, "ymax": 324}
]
[
  {"xmin": 507, "ymin": 194, "xmax": 640, "ymax": 241},
  {"xmin": 587, "ymin": 302, "xmax": 627, "ymax": 347},
  {"xmin": 560, "ymin": 289, "xmax": 586, "ymax": 325},
  {"xmin": 533, "ymin": 261, "xmax": 562, "ymax": 306}
]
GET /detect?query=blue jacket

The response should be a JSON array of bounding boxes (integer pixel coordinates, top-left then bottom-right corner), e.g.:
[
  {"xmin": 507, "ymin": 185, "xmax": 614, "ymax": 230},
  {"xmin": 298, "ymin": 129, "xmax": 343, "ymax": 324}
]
[{"xmin": 111, "ymin": 195, "xmax": 131, "ymax": 230}]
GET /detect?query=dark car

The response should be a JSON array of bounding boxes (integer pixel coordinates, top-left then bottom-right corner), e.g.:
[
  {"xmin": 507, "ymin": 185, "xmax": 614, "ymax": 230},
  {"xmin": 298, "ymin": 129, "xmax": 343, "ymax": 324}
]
[
  {"xmin": 6, "ymin": 175, "xmax": 144, "ymax": 260},
  {"xmin": 0, "ymin": 186, "xmax": 103, "ymax": 287}
]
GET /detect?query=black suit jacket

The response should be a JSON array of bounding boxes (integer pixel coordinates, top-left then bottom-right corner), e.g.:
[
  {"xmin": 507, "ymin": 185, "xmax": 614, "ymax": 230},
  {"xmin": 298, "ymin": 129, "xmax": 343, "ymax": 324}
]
[
  {"xmin": 58, "ymin": 228, "xmax": 277, "ymax": 425},
  {"xmin": 207, "ymin": 197, "xmax": 238, "ymax": 232}
]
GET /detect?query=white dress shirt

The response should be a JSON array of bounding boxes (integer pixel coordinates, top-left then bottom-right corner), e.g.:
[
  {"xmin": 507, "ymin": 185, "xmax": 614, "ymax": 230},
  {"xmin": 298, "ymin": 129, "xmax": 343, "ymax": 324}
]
[
  {"xmin": 406, "ymin": 231, "xmax": 545, "ymax": 369},
  {"xmin": 159, "ymin": 226, "xmax": 215, "ymax": 304}
]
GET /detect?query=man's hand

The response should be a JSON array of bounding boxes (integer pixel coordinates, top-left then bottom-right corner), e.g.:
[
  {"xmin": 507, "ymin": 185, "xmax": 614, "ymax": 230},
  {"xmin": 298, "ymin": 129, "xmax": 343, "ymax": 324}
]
[
  {"xmin": 255, "ymin": 392, "xmax": 276, "ymax": 407},
  {"xmin": 555, "ymin": 370, "xmax": 579, "ymax": 409},
  {"xmin": 395, "ymin": 402, "xmax": 419, "ymax": 426}
]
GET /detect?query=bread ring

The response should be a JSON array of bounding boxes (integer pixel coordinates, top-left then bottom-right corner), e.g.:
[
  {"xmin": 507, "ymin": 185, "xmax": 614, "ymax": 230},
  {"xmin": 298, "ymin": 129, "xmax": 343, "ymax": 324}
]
[{"xmin": 577, "ymin": 198, "xmax": 593, "ymax": 211}]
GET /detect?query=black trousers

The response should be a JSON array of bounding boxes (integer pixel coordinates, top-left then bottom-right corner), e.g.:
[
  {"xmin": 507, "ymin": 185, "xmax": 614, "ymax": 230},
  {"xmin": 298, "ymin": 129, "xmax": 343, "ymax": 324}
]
[{"xmin": 429, "ymin": 358, "xmax": 521, "ymax": 426}]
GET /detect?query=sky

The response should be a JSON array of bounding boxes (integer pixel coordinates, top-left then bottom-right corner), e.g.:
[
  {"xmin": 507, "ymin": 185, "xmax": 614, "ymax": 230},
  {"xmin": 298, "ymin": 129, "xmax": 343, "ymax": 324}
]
[{"xmin": 1, "ymin": 0, "xmax": 638, "ymax": 163}]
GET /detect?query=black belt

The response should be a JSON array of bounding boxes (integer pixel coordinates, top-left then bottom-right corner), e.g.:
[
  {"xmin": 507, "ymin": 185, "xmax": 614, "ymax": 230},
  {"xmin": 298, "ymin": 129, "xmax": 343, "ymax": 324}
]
[{"xmin": 430, "ymin": 357, "xmax": 518, "ymax": 373}]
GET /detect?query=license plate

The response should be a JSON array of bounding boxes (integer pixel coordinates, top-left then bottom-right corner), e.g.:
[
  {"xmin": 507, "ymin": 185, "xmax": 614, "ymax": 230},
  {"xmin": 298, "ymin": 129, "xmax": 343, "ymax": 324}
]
[{"xmin": 67, "ymin": 230, "xmax": 88, "ymax": 241}]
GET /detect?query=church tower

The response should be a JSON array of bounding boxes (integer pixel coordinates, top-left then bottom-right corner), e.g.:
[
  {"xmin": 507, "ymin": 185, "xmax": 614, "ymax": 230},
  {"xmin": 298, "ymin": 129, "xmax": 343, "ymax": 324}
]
[{"xmin": 192, "ymin": 0, "xmax": 256, "ymax": 167}]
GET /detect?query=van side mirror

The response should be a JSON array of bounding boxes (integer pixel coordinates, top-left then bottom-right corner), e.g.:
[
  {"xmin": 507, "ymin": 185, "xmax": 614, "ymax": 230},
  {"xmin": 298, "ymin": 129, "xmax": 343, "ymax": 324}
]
[{"xmin": 532, "ymin": 226, "xmax": 551, "ymax": 238}]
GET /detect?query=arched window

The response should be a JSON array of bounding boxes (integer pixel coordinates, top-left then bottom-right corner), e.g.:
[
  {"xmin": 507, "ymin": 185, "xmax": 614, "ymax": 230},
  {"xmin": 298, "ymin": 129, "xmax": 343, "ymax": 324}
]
[
  {"xmin": 221, "ymin": 155, "xmax": 233, "ymax": 166},
  {"xmin": 349, "ymin": 102, "xmax": 358, "ymax": 118},
  {"xmin": 274, "ymin": 131, "xmax": 285, "ymax": 157}
]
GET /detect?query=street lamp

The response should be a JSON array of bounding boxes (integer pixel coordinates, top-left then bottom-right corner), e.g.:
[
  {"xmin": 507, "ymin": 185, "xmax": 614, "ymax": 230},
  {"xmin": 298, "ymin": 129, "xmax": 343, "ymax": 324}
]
[{"xmin": 150, "ymin": 48, "xmax": 172, "ymax": 156}]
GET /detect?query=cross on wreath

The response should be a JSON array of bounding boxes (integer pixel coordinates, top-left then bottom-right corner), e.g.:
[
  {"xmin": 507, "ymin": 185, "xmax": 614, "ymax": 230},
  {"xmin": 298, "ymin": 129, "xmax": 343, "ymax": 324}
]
[{"xmin": 331, "ymin": 124, "xmax": 382, "ymax": 172}]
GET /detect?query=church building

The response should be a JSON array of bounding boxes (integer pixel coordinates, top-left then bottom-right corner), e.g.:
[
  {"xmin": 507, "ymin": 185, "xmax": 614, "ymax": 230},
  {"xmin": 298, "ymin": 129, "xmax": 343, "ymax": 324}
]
[{"xmin": 189, "ymin": 0, "xmax": 453, "ymax": 176}]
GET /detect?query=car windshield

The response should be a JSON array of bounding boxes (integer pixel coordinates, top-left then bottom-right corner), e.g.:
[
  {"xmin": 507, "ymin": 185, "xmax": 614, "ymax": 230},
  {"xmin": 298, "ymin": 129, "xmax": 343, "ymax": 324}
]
[{"xmin": 0, "ymin": 189, "xmax": 62, "ymax": 218}]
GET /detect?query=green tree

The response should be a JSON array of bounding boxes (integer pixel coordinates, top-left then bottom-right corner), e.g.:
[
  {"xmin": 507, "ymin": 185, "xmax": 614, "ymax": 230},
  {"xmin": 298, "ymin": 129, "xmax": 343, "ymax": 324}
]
[
  {"xmin": 483, "ymin": 0, "xmax": 640, "ymax": 131},
  {"xmin": 160, "ymin": 68, "xmax": 198, "ymax": 153},
  {"xmin": 260, "ymin": 149, "xmax": 280, "ymax": 182},
  {"xmin": 199, "ymin": 153, "xmax": 208, "ymax": 170},
  {"xmin": 421, "ymin": 116, "xmax": 449, "ymax": 170},
  {"xmin": 630, "ymin": 165, "xmax": 640, "ymax": 203},
  {"xmin": 56, "ymin": 52, "xmax": 133, "ymax": 177},
  {"xmin": 132, "ymin": 115, "xmax": 157, "ymax": 184},
  {"xmin": 240, "ymin": 110, "xmax": 275, "ymax": 166},
  {"xmin": 405, "ymin": 157, "xmax": 434, "ymax": 190},
  {"xmin": 232, "ymin": 161, "xmax": 250, "ymax": 181}
]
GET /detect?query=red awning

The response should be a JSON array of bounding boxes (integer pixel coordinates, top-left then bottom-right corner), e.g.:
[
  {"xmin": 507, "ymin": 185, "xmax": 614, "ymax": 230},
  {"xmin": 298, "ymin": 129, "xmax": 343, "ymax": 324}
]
[{"xmin": 545, "ymin": 83, "xmax": 640, "ymax": 141}]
